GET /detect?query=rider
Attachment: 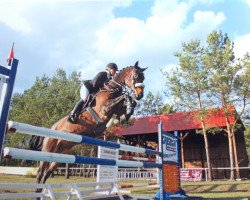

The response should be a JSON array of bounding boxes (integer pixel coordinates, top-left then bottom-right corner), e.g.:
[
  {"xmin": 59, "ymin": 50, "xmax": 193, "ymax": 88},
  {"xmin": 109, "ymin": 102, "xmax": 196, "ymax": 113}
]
[{"xmin": 68, "ymin": 63, "xmax": 118, "ymax": 123}]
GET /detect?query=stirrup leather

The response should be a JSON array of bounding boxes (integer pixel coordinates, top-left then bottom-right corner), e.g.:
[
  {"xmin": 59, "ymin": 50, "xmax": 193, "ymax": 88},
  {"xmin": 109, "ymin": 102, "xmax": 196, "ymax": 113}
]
[{"xmin": 86, "ymin": 107, "xmax": 103, "ymax": 124}]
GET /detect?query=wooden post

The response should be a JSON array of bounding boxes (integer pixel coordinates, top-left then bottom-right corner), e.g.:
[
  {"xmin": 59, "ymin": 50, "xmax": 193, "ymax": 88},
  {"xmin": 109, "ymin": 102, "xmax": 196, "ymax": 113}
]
[{"xmin": 65, "ymin": 163, "xmax": 69, "ymax": 179}]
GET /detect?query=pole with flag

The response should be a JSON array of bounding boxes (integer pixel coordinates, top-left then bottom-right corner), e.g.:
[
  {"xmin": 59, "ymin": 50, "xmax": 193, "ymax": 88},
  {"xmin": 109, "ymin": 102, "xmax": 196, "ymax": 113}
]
[
  {"xmin": 0, "ymin": 44, "xmax": 18, "ymax": 161},
  {"xmin": 7, "ymin": 43, "xmax": 15, "ymax": 66}
]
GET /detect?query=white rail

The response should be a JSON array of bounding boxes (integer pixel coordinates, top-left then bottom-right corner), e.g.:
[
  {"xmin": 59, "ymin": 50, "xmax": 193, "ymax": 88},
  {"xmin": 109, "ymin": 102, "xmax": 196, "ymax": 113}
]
[{"xmin": 0, "ymin": 182, "xmax": 122, "ymax": 200}]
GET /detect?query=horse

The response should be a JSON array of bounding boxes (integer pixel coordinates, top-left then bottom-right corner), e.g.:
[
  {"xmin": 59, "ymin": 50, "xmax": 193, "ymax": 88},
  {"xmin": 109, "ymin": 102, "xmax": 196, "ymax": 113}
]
[{"xmin": 35, "ymin": 61, "xmax": 147, "ymax": 187}]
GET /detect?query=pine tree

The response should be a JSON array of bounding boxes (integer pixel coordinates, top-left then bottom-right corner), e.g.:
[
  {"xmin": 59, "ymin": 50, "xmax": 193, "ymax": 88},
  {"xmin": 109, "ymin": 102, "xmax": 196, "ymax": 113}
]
[
  {"xmin": 204, "ymin": 31, "xmax": 250, "ymax": 179},
  {"xmin": 162, "ymin": 39, "xmax": 213, "ymax": 180},
  {"xmin": 134, "ymin": 91, "xmax": 164, "ymax": 117}
]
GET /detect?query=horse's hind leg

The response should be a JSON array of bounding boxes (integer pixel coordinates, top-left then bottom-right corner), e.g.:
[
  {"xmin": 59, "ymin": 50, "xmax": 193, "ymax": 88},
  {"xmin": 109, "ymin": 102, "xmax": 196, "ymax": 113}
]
[
  {"xmin": 36, "ymin": 161, "xmax": 49, "ymax": 193},
  {"xmin": 39, "ymin": 141, "xmax": 73, "ymax": 185}
]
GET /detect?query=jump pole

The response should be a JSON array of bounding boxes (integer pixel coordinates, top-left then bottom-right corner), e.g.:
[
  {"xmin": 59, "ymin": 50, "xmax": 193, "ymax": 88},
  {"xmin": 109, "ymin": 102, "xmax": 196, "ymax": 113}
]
[
  {"xmin": 4, "ymin": 121, "xmax": 188, "ymax": 199},
  {"xmin": 7, "ymin": 121, "xmax": 161, "ymax": 155}
]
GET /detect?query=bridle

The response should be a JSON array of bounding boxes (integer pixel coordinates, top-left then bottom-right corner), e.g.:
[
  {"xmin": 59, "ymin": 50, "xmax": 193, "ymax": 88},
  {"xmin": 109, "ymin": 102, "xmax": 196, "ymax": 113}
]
[
  {"xmin": 125, "ymin": 67, "xmax": 145, "ymax": 90},
  {"xmin": 101, "ymin": 66, "xmax": 145, "ymax": 99},
  {"xmin": 131, "ymin": 68, "xmax": 145, "ymax": 88}
]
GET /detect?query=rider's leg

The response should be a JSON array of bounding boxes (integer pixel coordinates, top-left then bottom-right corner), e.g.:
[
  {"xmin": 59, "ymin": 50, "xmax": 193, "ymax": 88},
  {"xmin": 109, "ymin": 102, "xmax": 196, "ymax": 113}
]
[
  {"xmin": 68, "ymin": 85, "xmax": 89, "ymax": 123},
  {"xmin": 68, "ymin": 99, "xmax": 84, "ymax": 123}
]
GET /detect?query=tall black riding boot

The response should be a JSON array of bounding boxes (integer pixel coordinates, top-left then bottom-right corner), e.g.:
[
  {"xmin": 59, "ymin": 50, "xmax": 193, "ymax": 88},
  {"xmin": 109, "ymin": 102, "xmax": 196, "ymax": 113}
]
[{"xmin": 68, "ymin": 99, "xmax": 84, "ymax": 123}]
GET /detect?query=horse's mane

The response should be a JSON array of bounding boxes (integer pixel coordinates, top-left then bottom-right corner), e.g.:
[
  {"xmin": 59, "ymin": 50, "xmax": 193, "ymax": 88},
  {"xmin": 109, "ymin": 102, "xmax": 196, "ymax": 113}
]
[{"xmin": 112, "ymin": 66, "xmax": 132, "ymax": 82}]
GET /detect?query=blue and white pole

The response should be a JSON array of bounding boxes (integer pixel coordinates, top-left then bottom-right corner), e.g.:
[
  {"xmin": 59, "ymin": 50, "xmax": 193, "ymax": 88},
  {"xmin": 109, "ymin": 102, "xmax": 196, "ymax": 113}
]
[
  {"xmin": 4, "ymin": 147, "xmax": 162, "ymax": 168},
  {"xmin": 8, "ymin": 121, "xmax": 161, "ymax": 155}
]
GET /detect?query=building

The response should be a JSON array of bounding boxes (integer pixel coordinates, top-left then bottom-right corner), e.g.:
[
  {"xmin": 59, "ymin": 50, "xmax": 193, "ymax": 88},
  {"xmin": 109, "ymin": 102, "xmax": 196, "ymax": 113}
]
[{"xmin": 112, "ymin": 107, "xmax": 249, "ymax": 179}]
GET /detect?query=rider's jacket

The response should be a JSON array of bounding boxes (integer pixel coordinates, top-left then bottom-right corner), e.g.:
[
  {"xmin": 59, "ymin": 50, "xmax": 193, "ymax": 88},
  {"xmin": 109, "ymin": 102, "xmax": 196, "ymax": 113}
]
[{"xmin": 83, "ymin": 71, "xmax": 111, "ymax": 94}]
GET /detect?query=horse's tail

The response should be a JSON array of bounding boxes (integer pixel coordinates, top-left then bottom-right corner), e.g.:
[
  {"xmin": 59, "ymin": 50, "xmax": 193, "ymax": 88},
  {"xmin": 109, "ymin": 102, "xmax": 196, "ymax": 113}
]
[{"xmin": 29, "ymin": 135, "xmax": 44, "ymax": 151}]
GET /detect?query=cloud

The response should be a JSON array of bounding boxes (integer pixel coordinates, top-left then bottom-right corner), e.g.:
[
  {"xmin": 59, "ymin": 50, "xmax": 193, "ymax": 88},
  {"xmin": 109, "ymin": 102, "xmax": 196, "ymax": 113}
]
[
  {"xmin": 0, "ymin": 2, "xmax": 33, "ymax": 33},
  {"xmin": 93, "ymin": 0, "xmax": 226, "ymax": 94},
  {"xmin": 0, "ymin": 0, "xmax": 228, "ymax": 95},
  {"xmin": 234, "ymin": 33, "xmax": 250, "ymax": 58},
  {"xmin": 183, "ymin": 11, "xmax": 225, "ymax": 41},
  {"xmin": 0, "ymin": 0, "xmax": 131, "ymax": 92},
  {"xmin": 191, "ymin": 0, "xmax": 225, "ymax": 5},
  {"xmin": 244, "ymin": 0, "xmax": 250, "ymax": 6}
]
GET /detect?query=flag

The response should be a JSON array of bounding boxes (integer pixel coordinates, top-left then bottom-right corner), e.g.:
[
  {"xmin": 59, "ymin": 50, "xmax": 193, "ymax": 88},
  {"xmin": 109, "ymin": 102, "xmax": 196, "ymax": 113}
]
[{"xmin": 7, "ymin": 43, "xmax": 14, "ymax": 66}]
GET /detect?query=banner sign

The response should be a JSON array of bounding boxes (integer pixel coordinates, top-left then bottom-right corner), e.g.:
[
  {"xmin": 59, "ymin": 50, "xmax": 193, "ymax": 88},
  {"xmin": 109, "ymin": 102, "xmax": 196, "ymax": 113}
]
[
  {"xmin": 97, "ymin": 146, "xmax": 118, "ymax": 183},
  {"xmin": 162, "ymin": 134, "xmax": 177, "ymax": 163},
  {"xmin": 180, "ymin": 169, "xmax": 202, "ymax": 181}
]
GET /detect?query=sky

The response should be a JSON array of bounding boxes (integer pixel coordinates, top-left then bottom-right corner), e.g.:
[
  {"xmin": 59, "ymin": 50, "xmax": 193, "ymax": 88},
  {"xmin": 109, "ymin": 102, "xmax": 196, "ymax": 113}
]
[{"xmin": 0, "ymin": 0, "xmax": 250, "ymax": 96}]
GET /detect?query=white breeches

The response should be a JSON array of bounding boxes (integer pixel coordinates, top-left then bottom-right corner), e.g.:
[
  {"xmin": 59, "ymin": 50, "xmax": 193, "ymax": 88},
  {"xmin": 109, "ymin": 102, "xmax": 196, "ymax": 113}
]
[{"xmin": 80, "ymin": 85, "xmax": 89, "ymax": 100}]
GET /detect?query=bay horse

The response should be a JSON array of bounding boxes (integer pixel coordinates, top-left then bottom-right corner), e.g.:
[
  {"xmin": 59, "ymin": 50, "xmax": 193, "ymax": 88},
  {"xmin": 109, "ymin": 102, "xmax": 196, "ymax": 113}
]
[{"xmin": 36, "ymin": 61, "xmax": 147, "ymax": 186}]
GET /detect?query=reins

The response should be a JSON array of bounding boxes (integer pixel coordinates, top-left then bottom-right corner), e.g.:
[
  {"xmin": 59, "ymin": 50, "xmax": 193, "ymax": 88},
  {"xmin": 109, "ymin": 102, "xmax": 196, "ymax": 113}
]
[{"xmin": 101, "ymin": 68, "xmax": 130, "ymax": 94}]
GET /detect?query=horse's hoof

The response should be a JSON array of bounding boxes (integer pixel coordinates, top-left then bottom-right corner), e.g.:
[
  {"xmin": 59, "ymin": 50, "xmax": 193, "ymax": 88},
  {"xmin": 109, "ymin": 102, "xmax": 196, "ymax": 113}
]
[
  {"xmin": 113, "ymin": 119, "xmax": 119, "ymax": 125},
  {"xmin": 120, "ymin": 114, "xmax": 126, "ymax": 121}
]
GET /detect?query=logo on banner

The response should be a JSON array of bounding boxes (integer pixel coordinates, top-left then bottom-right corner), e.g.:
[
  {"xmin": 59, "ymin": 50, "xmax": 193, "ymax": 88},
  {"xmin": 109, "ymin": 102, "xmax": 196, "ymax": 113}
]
[{"xmin": 163, "ymin": 136, "xmax": 176, "ymax": 151}]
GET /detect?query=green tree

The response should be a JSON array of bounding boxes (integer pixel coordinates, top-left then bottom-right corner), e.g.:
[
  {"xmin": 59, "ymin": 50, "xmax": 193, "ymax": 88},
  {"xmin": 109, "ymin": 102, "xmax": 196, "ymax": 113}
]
[
  {"xmin": 134, "ymin": 91, "xmax": 164, "ymax": 117},
  {"xmin": 242, "ymin": 114, "xmax": 250, "ymax": 160},
  {"xmin": 158, "ymin": 103, "xmax": 177, "ymax": 114},
  {"xmin": 204, "ymin": 30, "xmax": 250, "ymax": 179},
  {"xmin": 7, "ymin": 68, "xmax": 82, "ymax": 150},
  {"xmin": 162, "ymin": 39, "xmax": 214, "ymax": 180},
  {"xmin": 245, "ymin": 126, "xmax": 250, "ymax": 160}
]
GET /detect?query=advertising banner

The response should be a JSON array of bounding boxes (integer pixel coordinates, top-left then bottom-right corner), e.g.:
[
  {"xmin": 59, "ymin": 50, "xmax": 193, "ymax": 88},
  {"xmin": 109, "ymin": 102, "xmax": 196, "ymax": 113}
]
[
  {"xmin": 162, "ymin": 134, "xmax": 177, "ymax": 163},
  {"xmin": 97, "ymin": 146, "xmax": 118, "ymax": 183},
  {"xmin": 180, "ymin": 169, "xmax": 202, "ymax": 181}
]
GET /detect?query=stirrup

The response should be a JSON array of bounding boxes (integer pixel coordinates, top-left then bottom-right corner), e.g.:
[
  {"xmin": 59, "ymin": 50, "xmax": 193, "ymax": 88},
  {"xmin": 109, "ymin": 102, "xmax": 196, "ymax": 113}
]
[{"xmin": 68, "ymin": 114, "xmax": 77, "ymax": 123}]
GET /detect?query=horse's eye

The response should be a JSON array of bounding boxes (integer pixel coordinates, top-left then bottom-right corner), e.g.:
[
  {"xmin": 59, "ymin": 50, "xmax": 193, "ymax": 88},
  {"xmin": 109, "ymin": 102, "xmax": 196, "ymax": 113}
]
[{"xmin": 134, "ymin": 73, "xmax": 138, "ymax": 79}]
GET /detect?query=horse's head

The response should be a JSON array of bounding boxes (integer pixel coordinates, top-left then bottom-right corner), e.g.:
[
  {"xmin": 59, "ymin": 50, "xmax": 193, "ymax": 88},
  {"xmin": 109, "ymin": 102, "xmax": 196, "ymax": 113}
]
[
  {"xmin": 122, "ymin": 61, "xmax": 147, "ymax": 100},
  {"xmin": 110, "ymin": 61, "xmax": 147, "ymax": 100}
]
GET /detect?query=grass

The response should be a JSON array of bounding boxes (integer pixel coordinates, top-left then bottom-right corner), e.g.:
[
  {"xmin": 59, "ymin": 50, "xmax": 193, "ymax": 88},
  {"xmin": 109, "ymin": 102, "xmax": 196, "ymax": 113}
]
[
  {"xmin": 0, "ymin": 174, "xmax": 96, "ymax": 184},
  {"xmin": 182, "ymin": 180, "xmax": 250, "ymax": 199},
  {"xmin": 0, "ymin": 174, "xmax": 250, "ymax": 199}
]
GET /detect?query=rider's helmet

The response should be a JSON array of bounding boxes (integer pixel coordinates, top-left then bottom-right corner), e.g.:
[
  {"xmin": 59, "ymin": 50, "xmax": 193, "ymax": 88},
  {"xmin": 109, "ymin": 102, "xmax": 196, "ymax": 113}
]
[{"xmin": 106, "ymin": 63, "xmax": 118, "ymax": 71}]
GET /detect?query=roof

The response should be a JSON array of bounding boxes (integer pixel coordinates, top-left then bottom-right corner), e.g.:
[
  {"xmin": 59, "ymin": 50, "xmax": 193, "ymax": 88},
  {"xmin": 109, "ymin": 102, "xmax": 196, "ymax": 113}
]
[{"xmin": 112, "ymin": 106, "xmax": 236, "ymax": 136}]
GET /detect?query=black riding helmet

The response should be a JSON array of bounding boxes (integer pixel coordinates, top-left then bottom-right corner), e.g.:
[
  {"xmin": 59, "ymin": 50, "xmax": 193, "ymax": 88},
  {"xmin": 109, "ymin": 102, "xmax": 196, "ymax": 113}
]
[{"xmin": 106, "ymin": 63, "xmax": 118, "ymax": 71}]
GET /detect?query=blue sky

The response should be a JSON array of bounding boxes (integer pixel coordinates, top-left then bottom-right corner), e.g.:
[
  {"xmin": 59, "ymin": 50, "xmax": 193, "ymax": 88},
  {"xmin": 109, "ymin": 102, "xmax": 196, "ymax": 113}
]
[{"xmin": 0, "ymin": 0, "xmax": 250, "ymax": 96}]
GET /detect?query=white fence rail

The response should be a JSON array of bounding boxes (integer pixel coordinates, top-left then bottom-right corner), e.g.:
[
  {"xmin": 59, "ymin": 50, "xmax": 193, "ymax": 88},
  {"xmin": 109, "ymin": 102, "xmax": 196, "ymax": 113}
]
[
  {"xmin": 53, "ymin": 167, "xmax": 158, "ymax": 180},
  {"xmin": 55, "ymin": 166, "xmax": 249, "ymax": 181},
  {"xmin": 118, "ymin": 168, "xmax": 157, "ymax": 180},
  {"xmin": 55, "ymin": 167, "xmax": 158, "ymax": 180},
  {"xmin": 191, "ymin": 166, "xmax": 250, "ymax": 181},
  {"xmin": 1, "ymin": 166, "xmax": 249, "ymax": 181},
  {"xmin": 0, "ymin": 182, "xmax": 122, "ymax": 200}
]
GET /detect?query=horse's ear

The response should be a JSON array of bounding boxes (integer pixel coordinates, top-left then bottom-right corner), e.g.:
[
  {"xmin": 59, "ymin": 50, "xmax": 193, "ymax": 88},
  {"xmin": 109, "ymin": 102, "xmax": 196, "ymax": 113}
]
[
  {"xmin": 134, "ymin": 61, "xmax": 139, "ymax": 67},
  {"xmin": 141, "ymin": 67, "xmax": 148, "ymax": 72}
]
